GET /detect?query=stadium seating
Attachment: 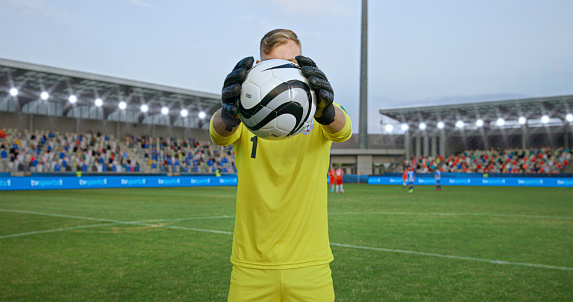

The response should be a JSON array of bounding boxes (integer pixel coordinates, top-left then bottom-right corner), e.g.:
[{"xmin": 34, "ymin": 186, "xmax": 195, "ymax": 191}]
[
  {"xmin": 0, "ymin": 128, "xmax": 237, "ymax": 175},
  {"xmin": 403, "ymin": 147, "xmax": 571, "ymax": 174},
  {"xmin": 0, "ymin": 129, "xmax": 141, "ymax": 174},
  {"xmin": 123, "ymin": 134, "xmax": 236, "ymax": 174},
  {"xmin": 3, "ymin": 127, "xmax": 569, "ymax": 176}
]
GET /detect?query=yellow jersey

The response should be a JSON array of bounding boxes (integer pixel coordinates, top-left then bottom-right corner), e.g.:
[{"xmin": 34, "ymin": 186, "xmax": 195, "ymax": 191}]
[{"xmin": 210, "ymin": 104, "xmax": 352, "ymax": 269}]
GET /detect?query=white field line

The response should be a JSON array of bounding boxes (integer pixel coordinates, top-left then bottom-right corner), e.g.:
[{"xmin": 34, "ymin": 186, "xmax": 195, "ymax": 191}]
[
  {"xmin": 2, "ymin": 209, "xmax": 571, "ymax": 271},
  {"xmin": 328, "ymin": 211, "xmax": 573, "ymax": 220},
  {"xmin": 0, "ymin": 222, "xmax": 122, "ymax": 239},
  {"xmin": 330, "ymin": 242, "xmax": 573, "ymax": 271},
  {"xmin": 0, "ymin": 209, "xmax": 233, "ymax": 238},
  {"xmin": 143, "ymin": 215, "xmax": 234, "ymax": 223}
]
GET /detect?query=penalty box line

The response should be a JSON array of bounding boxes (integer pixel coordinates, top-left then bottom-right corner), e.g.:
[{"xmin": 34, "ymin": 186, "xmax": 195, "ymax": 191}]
[
  {"xmin": 328, "ymin": 211, "xmax": 573, "ymax": 220},
  {"xmin": 330, "ymin": 242, "xmax": 573, "ymax": 271},
  {"xmin": 0, "ymin": 208, "xmax": 233, "ymax": 239},
  {"xmin": 0, "ymin": 222, "xmax": 123, "ymax": 239},
  {"xmin": 1, "ymin": 208, "xmax": 571, "ymax": 271}
]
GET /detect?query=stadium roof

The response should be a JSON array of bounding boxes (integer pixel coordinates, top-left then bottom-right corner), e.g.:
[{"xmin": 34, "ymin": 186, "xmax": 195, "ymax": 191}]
[
  {"xmin": 0, "ymin": 57, "xmax": 221, "ymax": 126},
  {"xmin": 379, "ymin": 95, "xmax": 573, "ymax": 133}
]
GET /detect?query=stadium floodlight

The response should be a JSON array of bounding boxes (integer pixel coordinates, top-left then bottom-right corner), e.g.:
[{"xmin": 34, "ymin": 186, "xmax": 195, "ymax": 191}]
[
  {"xmin": 518, "ymin": 117, "xmax": 526, "ymax": 125},
  {"xmin": 401, "ymin": 124, "xmax": 409, "ymax": 131},
  {"xmin": 475, "ymin": 119, "xmax": 484, "ymax": 127},
  {"xmin": 95, "ymin": 98, "xmax": 103, "ymax": 107},
  {"xmin": 161, "ymin": 107, "xmax": 169, "ymax": 115},
  {"xmin": 9, "ymin": 88, "xmax": 18, "ymax": 96},
  {"xmin": 419, "ymin": 123, "xmax": 427, "ymax": 130},
  {"xmin": 140, "ymin": 104, "xmax": 149, "ymax": 113},
  {"xmin": 566, "ymin": 114, "xmax": 573, "ymax": 122},
  {"xmin": 68, "ymin": 95, "xmax": 77, "ymax": 104},
  {"xmin": 437, "ymin": 121, "xmax": 445, "ymax": 129},
  {"xmin": 384, "ymin": 124, "xmax": 393, "ymax": 132},
  {"xmin": 199, "ymin": 111, "xmax": 206, "ymax": 119},
  {"xmin": 496, "ymin": 118, "xmax": 505, "ymax": 126},
  {"xmin": 455, "ymin": 120, "xmax": 464, "ymax": 128},
  {"xmin": 180, "ymin": 109, "xmax": 189, "ymax": 117},
  {"xmin": 541, "ymin": 115, "xmax": 550, "ymax": 124},
  {"xmin": 119, "ymin": 101, "xmax": 127, "ymax": 110},
  {"xmin": 40, "ymin": 91, "xmax": 49, "ymax": 100}
]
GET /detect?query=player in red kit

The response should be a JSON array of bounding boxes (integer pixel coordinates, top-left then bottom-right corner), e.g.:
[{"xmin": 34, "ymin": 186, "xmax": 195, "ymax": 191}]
[
  {"xmin": 328, "ymin": 167, "xmax": 336, "ymax": 193},
  {"xmin": 335, "ymin": 167, "xmax": 344, "ymax": 193}
]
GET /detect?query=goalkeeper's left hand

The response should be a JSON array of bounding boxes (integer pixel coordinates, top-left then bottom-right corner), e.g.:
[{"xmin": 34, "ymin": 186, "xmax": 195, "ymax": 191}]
[{"xmin": 295, "ymin": 55, "xmax": 335, "ymax": 125}]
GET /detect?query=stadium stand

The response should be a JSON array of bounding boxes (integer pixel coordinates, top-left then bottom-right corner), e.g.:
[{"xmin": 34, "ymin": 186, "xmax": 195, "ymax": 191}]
[
  {"xmin": 402, "ymin": 147, "xmax": 571, "ymax": 174},
  {"xmin": 0, "ymin": 128, "xmax": 134, "ymax": 173},
  {"xmin": 5, "ymin": 122, "xmax": 568, "ymax": 177},
  {"xmin": 1, "ymin": 58, "xmax": 572, "ymax": 176},
  {"xmin": 0, "ymin": 128, "xmax": 236, "ymax": 175},
  {"xmin": 123, "ymin": 134, "xmax": 236, "ymax": 174},
  {"xmin": 379, "ymin": 95, "xmax": 573, "ymax": 175}
]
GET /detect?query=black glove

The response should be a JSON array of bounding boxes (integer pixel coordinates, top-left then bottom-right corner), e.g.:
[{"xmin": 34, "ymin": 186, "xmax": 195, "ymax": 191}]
[
  {"xmin": 295, "ymin": 55, "xmax": 335, "ymax": 125},
  {"xmin": 221, "ymin": 56, "xmax": 254, "ymax": 131}
]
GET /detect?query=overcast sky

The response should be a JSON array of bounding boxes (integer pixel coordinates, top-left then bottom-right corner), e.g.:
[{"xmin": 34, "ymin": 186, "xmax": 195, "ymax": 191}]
[{"xmin": 1, "ymin": 0, "xmax": 572, "ymax": 133}]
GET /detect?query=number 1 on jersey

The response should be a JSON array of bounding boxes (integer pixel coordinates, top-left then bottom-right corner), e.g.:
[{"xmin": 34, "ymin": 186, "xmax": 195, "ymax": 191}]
[{"xmin": 250, "ymin": 136, "xmax": 258, "ymax": 159}]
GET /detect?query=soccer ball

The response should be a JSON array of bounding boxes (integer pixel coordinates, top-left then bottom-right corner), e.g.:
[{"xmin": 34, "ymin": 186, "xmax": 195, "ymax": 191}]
[{"xmin": 239, "ymin": 59, "xmax": 317, "ymax": 140}]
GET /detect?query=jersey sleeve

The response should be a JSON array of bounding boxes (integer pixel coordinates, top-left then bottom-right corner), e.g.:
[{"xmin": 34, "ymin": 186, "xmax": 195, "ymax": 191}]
[
  {"xmin": 321, "ymin": 103, "xmax": 352, "ymax": 143},
  {"xmin": 209, "ymin": 113, "xmax": 242, "ymax": 146}
]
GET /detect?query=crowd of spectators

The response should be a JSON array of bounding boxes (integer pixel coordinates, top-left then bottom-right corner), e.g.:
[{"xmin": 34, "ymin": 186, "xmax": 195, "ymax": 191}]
[
  {"xmin": 0, "ymin": 128, "xmax": 237, "ymax": 175},
  {"xmin": 124, "ymin": 134, "xmax": 236, "ymax": 174},
  {"xmin": 3, "ymin": 127, "xmax": 569, "ymax": 176},
  {"xmin": 0, "ymin": 128, "xmax": 140, "ymax": 173},
  {"xmin": 403, "ymin": 147, "xmax": 571, "ymax": 174}
]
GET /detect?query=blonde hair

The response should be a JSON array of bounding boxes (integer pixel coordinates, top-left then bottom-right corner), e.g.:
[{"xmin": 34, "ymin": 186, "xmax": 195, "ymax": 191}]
[{"xmin": 260, "ymin": 29, "xmax": 302, "ymax": 58}]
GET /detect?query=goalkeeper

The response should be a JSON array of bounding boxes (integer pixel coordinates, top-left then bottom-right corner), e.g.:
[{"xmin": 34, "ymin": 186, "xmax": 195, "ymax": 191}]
[{"xmin": 210, "ymin": 29, "xmax": 352, "ymax": 301}]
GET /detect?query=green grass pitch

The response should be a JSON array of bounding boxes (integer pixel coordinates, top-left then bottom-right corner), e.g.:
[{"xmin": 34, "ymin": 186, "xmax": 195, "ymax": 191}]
[{"xmin": 1, "ymin": 184, "xmax": 572, "ymax": 301}]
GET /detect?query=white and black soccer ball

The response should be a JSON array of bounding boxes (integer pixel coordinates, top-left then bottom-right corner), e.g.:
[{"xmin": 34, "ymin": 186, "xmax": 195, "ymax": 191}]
[{"xmin": 239, "ymin": 59, "xmax": 317, "ymax": 140}]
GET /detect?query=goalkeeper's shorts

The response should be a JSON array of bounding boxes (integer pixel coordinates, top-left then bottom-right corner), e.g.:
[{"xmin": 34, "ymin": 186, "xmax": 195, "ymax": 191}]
[{"xmin": 227, "ymin": 263, "xmax": 334, "ymax": 302}]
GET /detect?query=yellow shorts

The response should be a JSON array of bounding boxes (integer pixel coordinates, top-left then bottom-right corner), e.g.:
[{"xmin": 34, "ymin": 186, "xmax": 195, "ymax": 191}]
[{"xmin": 227, "ymin": 264, "xmax": 334, "ymax": 302}]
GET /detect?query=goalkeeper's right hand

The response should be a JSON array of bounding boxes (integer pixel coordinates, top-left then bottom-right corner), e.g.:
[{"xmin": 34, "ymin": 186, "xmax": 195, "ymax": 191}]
[{"xmin": 221, "ymin": 56, "xmax": 254, "ymax": 130}]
